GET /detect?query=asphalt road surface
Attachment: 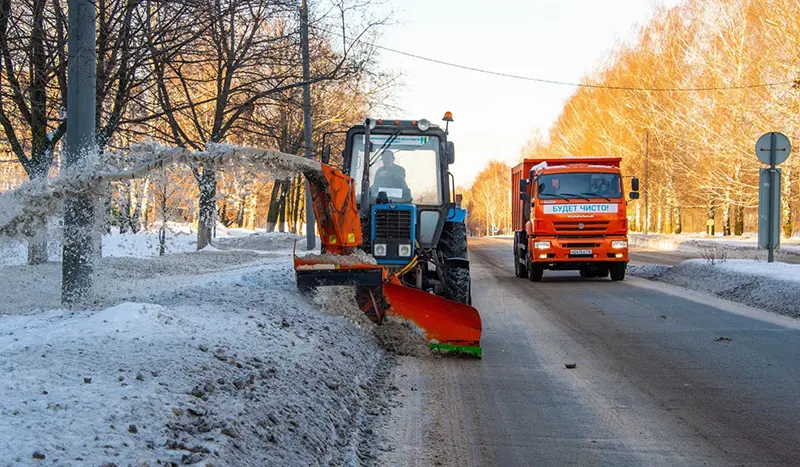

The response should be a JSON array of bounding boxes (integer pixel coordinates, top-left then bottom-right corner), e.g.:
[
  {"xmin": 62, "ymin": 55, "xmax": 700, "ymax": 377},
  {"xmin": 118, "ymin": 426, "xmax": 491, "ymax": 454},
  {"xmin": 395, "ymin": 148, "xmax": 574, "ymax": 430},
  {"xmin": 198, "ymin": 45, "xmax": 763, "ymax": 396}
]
[{"xmin": 380, "ymin": 238, "xmax": 800, "ymax": 467}]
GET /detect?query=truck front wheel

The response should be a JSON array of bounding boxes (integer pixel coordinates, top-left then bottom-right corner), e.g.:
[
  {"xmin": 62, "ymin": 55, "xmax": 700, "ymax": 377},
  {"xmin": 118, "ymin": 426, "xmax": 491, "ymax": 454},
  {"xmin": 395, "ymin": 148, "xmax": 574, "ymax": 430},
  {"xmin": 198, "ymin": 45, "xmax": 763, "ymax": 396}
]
[
  {"xmin": 527, "ymin": 250, "xmax": 543, "ymax": 282},
  {"xmin": 610, "ymin": 263, "xmax": 627, "ymax": 281}
]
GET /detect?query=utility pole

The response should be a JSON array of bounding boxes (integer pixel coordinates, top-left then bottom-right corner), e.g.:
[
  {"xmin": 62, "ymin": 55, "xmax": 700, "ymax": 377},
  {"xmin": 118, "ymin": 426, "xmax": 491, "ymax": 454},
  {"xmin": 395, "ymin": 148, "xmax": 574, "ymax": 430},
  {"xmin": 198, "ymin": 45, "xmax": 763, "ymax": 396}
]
[
  {"xmin": 301, "ymin": 0, "xmax": 315, "ymax": 250},
  {"xmin": 62, "ymin": 0, "xmax": 97, "ymax": 305},
  {"xmin": 644, "ymin": 130, "xmax": 649, "ymax": 234}
]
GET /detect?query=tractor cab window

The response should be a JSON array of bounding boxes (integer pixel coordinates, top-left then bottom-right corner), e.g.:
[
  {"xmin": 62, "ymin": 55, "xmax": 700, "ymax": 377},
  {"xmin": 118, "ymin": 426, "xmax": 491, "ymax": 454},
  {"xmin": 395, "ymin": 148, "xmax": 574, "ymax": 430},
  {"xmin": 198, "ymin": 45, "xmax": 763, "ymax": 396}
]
[
  {"xmin": 537, "ymin": 172, "xmax": 622, "ymax": 199},
  {"xmin": 350, "ymin": 134, "xmax": 443, "ymax": 205}
]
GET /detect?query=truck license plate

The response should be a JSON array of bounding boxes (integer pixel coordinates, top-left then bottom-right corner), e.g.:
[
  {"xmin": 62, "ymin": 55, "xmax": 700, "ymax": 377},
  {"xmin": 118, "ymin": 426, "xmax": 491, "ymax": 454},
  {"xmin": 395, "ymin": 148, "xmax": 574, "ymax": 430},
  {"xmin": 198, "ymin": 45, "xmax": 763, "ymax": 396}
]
[{"xmin": 570, "ymin": 249, "xmax": 592, "ymax": 255}]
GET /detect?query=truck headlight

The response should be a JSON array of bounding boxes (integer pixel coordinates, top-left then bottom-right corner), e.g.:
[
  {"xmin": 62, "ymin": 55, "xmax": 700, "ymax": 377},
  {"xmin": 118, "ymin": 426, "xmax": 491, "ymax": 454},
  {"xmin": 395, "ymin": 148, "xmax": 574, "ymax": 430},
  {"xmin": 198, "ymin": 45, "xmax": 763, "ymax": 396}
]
[
  {"xmin": 534, "ymin": 241, "xmax": 551, "ymax": 249},
  {"xmin": 611, "ymin": 241, "xmax": 628, "ymax": 249},
  {"xmin": 398, "ymin": 244, "xmax": 412, "ymax": 257},
  {"xmin": 374, "ymin": 243, "xmax": 387, "ymax": 256}
]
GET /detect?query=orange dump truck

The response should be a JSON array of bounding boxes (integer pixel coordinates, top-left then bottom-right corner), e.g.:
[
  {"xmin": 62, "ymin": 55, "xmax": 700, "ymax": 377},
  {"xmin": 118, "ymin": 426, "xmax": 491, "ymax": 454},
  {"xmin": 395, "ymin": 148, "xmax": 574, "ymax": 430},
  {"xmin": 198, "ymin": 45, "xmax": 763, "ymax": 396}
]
[{"xmin": 511, "ymin": 157, "xmax": 639, "ymax": 281}]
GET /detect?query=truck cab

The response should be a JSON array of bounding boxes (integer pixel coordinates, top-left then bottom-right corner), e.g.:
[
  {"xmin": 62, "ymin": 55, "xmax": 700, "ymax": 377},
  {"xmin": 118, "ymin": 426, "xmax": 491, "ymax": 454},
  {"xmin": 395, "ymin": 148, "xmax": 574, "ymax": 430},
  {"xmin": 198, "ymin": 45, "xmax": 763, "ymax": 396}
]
[{"xmin": 512, "ymin": 157, "xmax": 639, "ymax": 281}]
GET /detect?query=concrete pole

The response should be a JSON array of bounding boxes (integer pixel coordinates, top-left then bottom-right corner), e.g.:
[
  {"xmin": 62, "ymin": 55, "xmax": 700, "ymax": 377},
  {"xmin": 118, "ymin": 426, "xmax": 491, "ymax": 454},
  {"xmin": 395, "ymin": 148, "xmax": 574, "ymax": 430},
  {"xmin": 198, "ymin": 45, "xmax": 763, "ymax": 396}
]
[
  {"xmin": 62, "ymin": 0, "xmax": 97, "ymax": 305},
  {"xmin": 301, "ymin": 0, "xmax": 315, "ymax": 250}
]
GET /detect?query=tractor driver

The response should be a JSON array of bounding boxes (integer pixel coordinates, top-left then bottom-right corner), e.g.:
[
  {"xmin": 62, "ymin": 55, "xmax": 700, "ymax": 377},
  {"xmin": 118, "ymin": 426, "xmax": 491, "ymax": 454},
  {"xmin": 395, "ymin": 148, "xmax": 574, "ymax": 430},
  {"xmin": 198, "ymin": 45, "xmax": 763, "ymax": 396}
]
[{"xmin": 373, "ymin": 149, "xmax": 409, "ymax": 192}]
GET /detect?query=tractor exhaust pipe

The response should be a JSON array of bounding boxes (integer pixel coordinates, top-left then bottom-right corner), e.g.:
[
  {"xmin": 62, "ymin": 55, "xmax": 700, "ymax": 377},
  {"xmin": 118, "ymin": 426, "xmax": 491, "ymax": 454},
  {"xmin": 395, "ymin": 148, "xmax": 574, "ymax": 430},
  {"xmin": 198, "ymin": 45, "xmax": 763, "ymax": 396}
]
[{"xmin": 359, "ymin": 118, "xmax": 373, "ymax": 248}]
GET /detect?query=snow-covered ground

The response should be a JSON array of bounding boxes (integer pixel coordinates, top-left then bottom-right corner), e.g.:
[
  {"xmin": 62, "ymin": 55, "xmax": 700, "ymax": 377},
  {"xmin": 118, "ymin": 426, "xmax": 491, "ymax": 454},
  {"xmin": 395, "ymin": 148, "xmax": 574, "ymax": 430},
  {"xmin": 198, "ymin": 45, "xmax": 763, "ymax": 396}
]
[
  {"xmin": 0, "ymin": 230, "xmax": 411, "ymax": 465},
  {"xmin": 629, "ymin": 232, "xmax": 800, "ymax": 256},
  {"xmin": 0, "ymin": 223, "xmax": 290, "ymax": 266},
  {"xmin": 630, "ymin": 259, "xmax": 800, "ymax": 319}
]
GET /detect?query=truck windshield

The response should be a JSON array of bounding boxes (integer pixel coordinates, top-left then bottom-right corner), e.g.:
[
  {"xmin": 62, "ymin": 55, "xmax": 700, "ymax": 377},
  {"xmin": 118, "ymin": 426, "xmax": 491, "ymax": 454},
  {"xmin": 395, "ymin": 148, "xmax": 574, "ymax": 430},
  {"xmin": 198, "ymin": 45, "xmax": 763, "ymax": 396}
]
[
  {"xmin": 537, "ymin": 172, "xmax": 622, "ymax": 199},
  {"xmin": 350, "ymin": 134, "xmax": 442, "ymax": 205}
]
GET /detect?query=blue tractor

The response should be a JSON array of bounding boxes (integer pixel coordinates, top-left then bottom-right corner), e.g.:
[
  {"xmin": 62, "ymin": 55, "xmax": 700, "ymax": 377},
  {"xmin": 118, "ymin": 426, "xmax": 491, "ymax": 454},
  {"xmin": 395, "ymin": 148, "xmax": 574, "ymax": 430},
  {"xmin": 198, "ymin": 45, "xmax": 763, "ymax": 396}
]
[{"xmin": 334, "ymin": 112, "xmax": 472, "ymax": 306}]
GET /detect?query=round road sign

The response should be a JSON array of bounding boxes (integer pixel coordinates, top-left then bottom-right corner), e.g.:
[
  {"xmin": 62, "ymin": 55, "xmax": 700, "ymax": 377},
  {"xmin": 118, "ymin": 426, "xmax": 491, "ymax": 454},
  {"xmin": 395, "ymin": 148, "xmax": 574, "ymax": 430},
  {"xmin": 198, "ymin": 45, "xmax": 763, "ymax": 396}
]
[{"xmin": 755, "ymin": 132, "xmax": 791, "ymax": 165}]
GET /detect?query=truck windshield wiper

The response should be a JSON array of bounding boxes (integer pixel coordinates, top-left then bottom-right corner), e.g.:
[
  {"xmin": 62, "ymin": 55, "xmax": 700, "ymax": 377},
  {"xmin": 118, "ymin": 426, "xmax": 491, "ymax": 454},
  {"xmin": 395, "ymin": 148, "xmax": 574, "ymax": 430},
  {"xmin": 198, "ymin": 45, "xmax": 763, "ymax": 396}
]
[
  {"xmin": 559, "ymin": 192, "xmax": 591, "ymax": 202},
  {"xmin": 581, "ymin": 192, "xmax": 612, "ymax": 202},
  {"xmin": 538, "ymin": 193, "xmax": 571, "ymax": 201}
]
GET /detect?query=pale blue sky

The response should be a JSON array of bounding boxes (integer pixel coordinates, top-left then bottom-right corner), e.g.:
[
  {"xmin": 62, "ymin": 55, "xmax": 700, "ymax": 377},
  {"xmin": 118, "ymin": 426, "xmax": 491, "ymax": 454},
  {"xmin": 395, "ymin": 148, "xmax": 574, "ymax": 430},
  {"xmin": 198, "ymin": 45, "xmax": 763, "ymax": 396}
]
[{"xmin": 368, "ymin": 0, "xmax": 682, "ymax": 186}]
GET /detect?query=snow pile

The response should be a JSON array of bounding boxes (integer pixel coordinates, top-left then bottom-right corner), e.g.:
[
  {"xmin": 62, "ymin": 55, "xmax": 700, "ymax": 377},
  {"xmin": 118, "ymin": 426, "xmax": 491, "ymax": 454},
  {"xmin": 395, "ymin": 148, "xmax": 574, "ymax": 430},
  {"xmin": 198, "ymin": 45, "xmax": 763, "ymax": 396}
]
[
  {"xmin": 298, "ymin": 250, "xmax": 378, "ymax": 266},
  {"xmin": 310, "ymin": 287, "xmax": 430, "ymax": 358},
  {"xmin": 0, "ymin": 235, "xmax": 396, "ymax": 465},
  {"xmin": 630, "ymin": 259, "xmax": 800, "ymax": 318},
  {"xmin": 627, "ymin": 263, "xmax": 671, "ymax": 279}
]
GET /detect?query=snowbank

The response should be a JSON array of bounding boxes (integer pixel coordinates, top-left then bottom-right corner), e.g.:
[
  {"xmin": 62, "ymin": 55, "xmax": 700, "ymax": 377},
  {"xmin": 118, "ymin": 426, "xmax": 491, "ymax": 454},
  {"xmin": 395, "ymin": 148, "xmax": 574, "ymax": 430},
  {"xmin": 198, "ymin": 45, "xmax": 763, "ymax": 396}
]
[
  {"xmin": 0, "ymin": 233, "xmax": 398, "ymax": 465},
  {"xmin": 630, "ymin": 233, "xmax": 800, "ymax": 256},
  {"xmin": 629, "ymin": 259, "xmax": 800, "ymax": 318}
]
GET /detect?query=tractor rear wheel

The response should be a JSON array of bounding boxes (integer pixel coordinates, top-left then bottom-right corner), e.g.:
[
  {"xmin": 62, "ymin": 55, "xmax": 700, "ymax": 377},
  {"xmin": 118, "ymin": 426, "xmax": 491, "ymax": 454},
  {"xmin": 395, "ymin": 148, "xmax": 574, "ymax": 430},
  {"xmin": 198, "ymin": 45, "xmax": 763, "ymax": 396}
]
[{"xmin": 438, "ymin": 222, "xmax": 471, "ymax": 304}]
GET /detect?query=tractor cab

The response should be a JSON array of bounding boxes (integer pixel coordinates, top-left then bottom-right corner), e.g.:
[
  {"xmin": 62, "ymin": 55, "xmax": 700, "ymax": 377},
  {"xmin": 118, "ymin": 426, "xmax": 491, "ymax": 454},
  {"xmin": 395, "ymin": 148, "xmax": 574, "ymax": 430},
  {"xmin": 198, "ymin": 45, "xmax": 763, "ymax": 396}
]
[{"xmin": 342, "ymin": 113, "xmax": 459, "ymax": 266}]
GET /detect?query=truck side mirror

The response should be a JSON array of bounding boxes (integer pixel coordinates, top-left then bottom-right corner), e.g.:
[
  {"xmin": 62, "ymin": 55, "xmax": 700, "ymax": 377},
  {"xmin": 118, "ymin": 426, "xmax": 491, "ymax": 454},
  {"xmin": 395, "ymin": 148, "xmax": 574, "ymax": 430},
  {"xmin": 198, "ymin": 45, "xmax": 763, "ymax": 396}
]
[
  {"xmin": 629, "ymin": 191, "xmax": 640, "ymax": 200},
  {"xmin": 446, "ymin": 141, "xmax": 455, "ymax": 164},
  {"xmin": 322, "ymin": 145, "xmax": 331, "ymax": 164},
  {"xmin": 631, "ymin": 177, "xmax": 640, "ymax": 191},
  {"xmin": 519, "ymin": 179, "xmax": 527, "ymax": 192}
]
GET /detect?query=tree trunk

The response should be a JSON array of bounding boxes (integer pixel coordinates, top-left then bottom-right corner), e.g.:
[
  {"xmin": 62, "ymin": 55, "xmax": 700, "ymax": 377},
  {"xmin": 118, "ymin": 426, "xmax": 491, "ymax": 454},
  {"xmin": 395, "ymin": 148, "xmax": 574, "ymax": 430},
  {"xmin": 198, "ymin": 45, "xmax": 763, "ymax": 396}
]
[
  {"xmin": 159, "ymin": 182, "xmax": 168, "ymax": 256},
  {"xmin": 291, "ymin": 175, "xmax": 304, "ymax": 234},
  {"xmin": 673, "ymin": 206, "xmax": 682, "ymax": 234},
  {"xmin": 197, "ymin": 165, "xmax": 217, "ymax": 250},
  {"xmin": 26, "ymin": 214, "xmax": 48, "ymax": 264},
  {"xmin": 277, "ymin": 179, "xmax": 289, "ymax": 233},
  {"xmin": 707, "ymin": 202, "xmax": 716, "ymax": 236},
  {"xmin": 722, "ymin": 197, "xmax": 731, "ymax": 236},
  {"xmin": 26, "ymin": 167, "xmax": 50, "ymax": 264},
  {"xmin": 265, "ymin": 180, "xmax": 284, "ymax": 232},
  {"xmin": 119, "ymin": 184, "xmax": 131, "ymax": 234},
  {"xmin": 734, "ymin": 204, "xmax": 744, "ymax": 236},
  {"xmin": 236, "ymin": 195, "xmax": 246, "ymax": 228},
  {"xmin": 247, "ymin": 195, "xmax": 257, "ymax": 230}
]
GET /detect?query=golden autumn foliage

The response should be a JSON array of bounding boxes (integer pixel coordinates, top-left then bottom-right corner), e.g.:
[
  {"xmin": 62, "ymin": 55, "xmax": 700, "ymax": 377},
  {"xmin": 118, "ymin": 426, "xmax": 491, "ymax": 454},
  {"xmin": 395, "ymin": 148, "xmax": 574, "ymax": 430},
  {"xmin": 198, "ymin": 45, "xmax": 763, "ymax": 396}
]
[
  {"xmin": 467, "ymin": 0, "xmax": 800, "ymax": 237},
  {"xmin": 461, "ymin": 160, "xmax": 511, "ymax": 236}
]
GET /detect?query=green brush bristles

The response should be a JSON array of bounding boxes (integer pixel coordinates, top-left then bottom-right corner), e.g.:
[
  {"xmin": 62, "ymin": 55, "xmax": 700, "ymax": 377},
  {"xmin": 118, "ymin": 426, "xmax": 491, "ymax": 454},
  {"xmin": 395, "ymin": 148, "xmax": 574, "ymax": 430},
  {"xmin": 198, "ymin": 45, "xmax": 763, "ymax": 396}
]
[{"xmin": 428, "ymin": 343, "xmax": 482, "ymax": 358}]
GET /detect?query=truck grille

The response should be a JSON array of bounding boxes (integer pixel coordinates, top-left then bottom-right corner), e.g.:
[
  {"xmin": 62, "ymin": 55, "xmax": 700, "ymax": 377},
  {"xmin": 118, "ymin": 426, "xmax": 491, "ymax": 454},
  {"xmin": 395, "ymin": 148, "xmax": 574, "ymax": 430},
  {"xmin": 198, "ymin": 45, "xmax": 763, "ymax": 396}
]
[
  {"xmin": 375, "ymin": 210, "xmax": 412, "ymax": 239},
  {"xmin": 563, "ymin": 242, "xmax": 600, "ymax": 248},
  {"xmin": 553, "ymin": 220, "xmax": 609, "ymax": 233}
]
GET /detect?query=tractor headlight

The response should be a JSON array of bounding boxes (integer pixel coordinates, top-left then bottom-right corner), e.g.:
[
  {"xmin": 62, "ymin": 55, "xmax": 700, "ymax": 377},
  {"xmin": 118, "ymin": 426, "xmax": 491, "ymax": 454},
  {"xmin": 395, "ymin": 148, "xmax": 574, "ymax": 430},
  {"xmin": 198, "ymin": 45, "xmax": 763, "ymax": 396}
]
[
  {"xmin": 417, "ymin": 119, "xmax": 431, "ymax": 131},
  {"xmin": 534, "ymin": 241, "xmax": 551, "ymax": 249},
  {"xmin": 398, "ymin": 244, "xmax": 412, "ymax": 257},
  {"xmin": 612, "ymin": 241, "xmax": 628, "ymax": 249},
  {"xmin": 373, "ymin": 243, "xmax": 387, "ymax": 256}
]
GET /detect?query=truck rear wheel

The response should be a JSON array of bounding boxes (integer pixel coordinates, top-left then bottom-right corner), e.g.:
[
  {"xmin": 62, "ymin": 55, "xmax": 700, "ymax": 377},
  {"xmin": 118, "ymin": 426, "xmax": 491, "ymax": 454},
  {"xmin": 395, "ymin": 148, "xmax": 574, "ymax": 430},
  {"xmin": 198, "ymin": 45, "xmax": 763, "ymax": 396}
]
[
  {"xmin": 438, "ymin": 222, "xmax": 471, "ymax": 304},
  {"xmin": 514, "ymin": 233, "xmax": 527, "ymax": 278},
  {"xmin": 610, "ymin": 263, "xmax": 626, "ymax": 281}
]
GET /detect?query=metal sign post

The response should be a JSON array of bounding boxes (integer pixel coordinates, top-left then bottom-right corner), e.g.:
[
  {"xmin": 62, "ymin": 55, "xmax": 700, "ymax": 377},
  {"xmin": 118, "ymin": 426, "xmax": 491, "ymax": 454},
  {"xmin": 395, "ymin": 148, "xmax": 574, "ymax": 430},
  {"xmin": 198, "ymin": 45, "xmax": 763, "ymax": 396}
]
[{"xmin": 755, "ymin": 132, "xmax": 791, "ymax": 263}]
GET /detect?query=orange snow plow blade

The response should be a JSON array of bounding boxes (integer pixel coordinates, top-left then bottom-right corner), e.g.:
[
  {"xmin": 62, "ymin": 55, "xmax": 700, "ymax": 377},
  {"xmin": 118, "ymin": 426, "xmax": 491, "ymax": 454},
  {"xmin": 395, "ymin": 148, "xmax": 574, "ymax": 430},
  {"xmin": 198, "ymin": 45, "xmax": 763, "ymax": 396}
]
[
  {"xmin": 294, "ymin": 161, "xmax": 482, "ymax": 357},
  {"xmin": 382, "ymin": 281, "xmax": 482, "ymax": 357}
]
